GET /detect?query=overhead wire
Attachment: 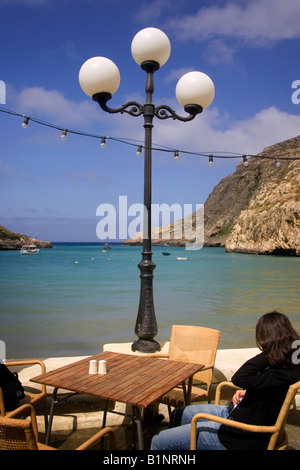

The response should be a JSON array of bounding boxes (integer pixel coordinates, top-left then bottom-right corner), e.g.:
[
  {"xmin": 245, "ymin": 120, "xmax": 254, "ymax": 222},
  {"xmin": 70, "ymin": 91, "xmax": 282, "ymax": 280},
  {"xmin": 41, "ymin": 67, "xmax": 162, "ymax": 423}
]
[{"xmin": 0, "ymin": 107, "xmax": 299, "ymax": 164}]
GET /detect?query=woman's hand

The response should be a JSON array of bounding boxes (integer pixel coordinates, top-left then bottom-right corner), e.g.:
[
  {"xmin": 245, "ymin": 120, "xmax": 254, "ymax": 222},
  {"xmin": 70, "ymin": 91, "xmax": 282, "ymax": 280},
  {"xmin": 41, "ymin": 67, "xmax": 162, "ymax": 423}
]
[{"xmin": 232, "ymin": 389, "xmax": 246, "ymax": 406}]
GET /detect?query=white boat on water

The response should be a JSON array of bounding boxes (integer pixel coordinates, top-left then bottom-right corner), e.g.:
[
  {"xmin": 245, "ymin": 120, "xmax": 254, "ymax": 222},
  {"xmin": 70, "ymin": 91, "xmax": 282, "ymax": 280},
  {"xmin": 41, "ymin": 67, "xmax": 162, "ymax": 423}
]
[{"xmin": 20, "ymin": 244, "xmax": 39, "ymax": 255}]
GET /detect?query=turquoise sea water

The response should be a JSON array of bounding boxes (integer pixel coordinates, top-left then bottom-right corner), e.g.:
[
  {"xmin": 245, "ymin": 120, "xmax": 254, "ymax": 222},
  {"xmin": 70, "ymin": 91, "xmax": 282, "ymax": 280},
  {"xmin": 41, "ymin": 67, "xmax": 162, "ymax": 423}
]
[{"xmin": 0, "ymin": 244, "xmax": 299, "ymax": 358}]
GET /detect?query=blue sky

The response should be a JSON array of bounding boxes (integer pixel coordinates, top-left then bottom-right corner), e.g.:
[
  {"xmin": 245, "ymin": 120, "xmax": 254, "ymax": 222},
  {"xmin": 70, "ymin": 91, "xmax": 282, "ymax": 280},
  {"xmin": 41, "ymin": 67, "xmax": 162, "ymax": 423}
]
[{"xmin": 0, "ymin": 0, "xmax": 299, "ymax": 242}]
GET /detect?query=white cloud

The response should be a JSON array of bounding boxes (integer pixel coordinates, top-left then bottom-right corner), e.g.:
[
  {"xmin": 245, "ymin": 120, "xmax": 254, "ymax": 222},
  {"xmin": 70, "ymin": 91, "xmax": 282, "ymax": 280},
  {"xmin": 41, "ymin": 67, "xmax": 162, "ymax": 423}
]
[
  {"xmin": 203, "ymin": 39, "xmax": 236, "ymax": 65},
  {"xmin": 0, "ymin": 161, "xmax": 14, "ymax": 180},
  {"xmin": 84, "ymin": 172, "xmax": 110, "ymax": 185},
  {"xmin": 166, "ymin": 0, "xmax": 300, "ymax": 47},
  {"xmin": 8, "ymin": 85, "xmax": 106, "ymax": 129},
  {"xmin": 132, "ymin": 0, "xmax": 174, "ymax": 24},
  {"xmin": 164, "ymin": 67, "xmax": 195, "ymax": 83}
]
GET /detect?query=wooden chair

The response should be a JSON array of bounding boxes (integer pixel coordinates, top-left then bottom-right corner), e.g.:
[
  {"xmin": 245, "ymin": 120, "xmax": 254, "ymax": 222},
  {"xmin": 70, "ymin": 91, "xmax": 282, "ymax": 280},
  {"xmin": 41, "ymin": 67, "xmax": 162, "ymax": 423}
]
[
  {"xmin": 0, "ymin": 403, "xmax": 115, "ymax": 450},
  {"xmin": 0, "ymin": 360, "xmax": 48, "ymax": 429},
  {"xmin": 190, "ymin": 380, "xmax": 300, "ymax": 450},
  {"xmin": 156, "ymin": 325, "xmax": 220, "ymax": 410}
]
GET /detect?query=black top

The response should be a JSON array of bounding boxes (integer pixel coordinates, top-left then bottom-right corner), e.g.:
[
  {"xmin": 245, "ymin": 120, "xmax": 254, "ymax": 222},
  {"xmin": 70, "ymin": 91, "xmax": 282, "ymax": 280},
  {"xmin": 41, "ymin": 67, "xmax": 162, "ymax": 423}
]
[{"xmin": 218, "ymin": 352, "xmax": 300, "ymax": 450}]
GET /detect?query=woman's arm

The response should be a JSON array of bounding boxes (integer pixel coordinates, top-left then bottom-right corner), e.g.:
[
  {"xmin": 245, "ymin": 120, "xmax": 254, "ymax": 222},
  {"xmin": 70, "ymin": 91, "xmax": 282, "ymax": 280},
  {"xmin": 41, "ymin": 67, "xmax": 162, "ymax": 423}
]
[
  {"xmin": 232, "ymin": 389, "xmax": 246, "ymax": 406},
  {"xmin": 231, "ymin": 352, "xmax": 294, "ymax": 390}
]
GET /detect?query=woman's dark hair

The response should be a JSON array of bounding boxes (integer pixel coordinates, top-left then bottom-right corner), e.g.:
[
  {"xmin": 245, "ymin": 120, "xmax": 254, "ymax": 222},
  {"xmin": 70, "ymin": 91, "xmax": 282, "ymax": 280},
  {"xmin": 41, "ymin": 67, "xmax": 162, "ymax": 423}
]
[{"xmin": 256, "ymin": 311, "xmax": 299, "ymax": 367}]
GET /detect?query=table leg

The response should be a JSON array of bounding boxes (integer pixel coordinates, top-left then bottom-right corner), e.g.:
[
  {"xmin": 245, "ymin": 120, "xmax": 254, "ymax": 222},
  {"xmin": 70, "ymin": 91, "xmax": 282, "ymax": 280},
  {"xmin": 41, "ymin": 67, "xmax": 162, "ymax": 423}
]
[
  {"xmin": 132, "ymin": 405, "xmax": 144, "ymax": 450},
  {"xmin": 182, "ymin": 381, "xmax": 188, "ymax": 405},
  {"xmin": 130, "ymin": 406, "xmax": 137, "ymax": 450},
  {"xmin": 102, "ymin": 399, "xmax": 108, "ymax": 428},
  {"xmin": 45, "ymin": 387, "xmax": 58, "ymax": 445},
  {"xmin": 43, "ymin": 399, "xmax": 48, "ymax": 433}
]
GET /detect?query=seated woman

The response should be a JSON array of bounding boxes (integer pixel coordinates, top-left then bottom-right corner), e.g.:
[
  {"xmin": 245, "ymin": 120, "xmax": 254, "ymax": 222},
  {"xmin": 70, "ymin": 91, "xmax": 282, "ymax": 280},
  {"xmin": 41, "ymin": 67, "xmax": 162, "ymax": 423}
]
[{"xmin": 151, "ymin": 311, "xmax": 300, "ymax": 450}]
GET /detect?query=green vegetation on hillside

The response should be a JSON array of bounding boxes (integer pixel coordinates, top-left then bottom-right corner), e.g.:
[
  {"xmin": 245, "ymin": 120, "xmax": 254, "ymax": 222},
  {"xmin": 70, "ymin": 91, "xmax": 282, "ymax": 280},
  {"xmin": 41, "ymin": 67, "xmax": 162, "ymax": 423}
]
[{"xmin": 0, "ymin": 225, "xmax": 25, "ymax": 241}]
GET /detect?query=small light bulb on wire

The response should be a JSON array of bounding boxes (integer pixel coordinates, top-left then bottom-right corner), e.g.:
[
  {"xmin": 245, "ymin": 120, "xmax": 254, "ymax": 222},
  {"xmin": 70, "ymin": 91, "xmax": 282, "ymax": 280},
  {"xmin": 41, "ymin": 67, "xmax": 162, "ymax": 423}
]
[
  {"xmin": 174, "ymin": 150, "xmax": 180, "ymax": 161},
  {"xmin": 136, "ymin": 146, "xmax": 142, "ymax": 156},
  {"xmin": 22, "ymin": 117, "xmax": 29, "ymax": 128},
  {"xmin": 100, "ymin": 137, "xmax": 106, "ymax": 148},
  {"xmin": 208, "ymin": 155, "xmax": 214, "ymax": 166},
  {"xmin": 61, "ymin": 129, "xmax": 67, "ymax": 140},
  {"xmin": 243, "ymin": 155, "xmax": 249, "ymax": 166},
  {"xmin": 275, "ymin": 158, "xmax": 281, "ymax": 168}
]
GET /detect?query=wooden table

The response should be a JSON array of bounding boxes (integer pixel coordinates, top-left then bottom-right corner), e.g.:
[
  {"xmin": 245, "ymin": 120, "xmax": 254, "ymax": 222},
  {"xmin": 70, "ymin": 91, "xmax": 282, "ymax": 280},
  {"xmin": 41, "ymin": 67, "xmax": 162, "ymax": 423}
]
[{"xmin": 31, "ymin": 351, "xmax": 204, "ymax": 449}]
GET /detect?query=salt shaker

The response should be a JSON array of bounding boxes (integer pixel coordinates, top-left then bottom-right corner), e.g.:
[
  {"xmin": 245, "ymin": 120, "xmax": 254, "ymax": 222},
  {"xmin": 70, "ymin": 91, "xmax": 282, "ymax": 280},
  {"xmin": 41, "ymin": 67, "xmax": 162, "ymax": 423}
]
[
  {"xmin": 98, "ymin": 359, "xmax": 107, "ymax": 374},
  {"xmin": 89, "ymin": 359, "xmax": 97, "ymax": 374}
]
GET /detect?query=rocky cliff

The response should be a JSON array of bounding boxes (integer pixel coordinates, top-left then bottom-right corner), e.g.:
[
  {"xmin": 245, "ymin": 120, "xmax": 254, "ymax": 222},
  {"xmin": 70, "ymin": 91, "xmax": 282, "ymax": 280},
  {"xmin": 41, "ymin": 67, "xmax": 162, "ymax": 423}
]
[
  {"xmin": 0, "ymin": 225, "xmax": 53, "ymax": 250},
  {"xmin": 124, "ymin": 136, "xmax": 300, "ymax": 255},
  {"xmin": 225, "ymin": 137, "xmax": 300, "ymax": 255}
]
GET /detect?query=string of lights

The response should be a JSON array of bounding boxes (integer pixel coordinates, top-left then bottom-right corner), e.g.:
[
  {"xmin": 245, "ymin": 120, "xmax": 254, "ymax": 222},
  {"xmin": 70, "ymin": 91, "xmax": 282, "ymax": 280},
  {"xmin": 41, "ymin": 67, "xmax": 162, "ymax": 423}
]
[{"xmin": 1, "ymin": 107, "xmax": 299, "ymax": 167}]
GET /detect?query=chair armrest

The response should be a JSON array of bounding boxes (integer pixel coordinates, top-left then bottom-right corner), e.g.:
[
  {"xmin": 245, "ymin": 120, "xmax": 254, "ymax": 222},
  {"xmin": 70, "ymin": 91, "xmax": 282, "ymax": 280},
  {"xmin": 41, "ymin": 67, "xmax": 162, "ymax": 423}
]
[
  {"xmin": 75, "ymin": 427, "xmax": 115, "ymax": 450},
  {"xmin": 5, "ymin": 403, "xmax": 40, "ymax": 441},
  {"xmin": 5, "ymin": 403, "xmax": 34, "ymax": 419},
  {"xmin": 0, "ymin": 388, "xmax": 5, "ymax": 416},
  {"xmin": 5, "ymin": 360, "xmax": 46, "ymax": 374},
  {"xmin": 141, "ymin": 354, "xmax": 170, "ymax": 359},
  {"xmin": 199, "ymin": 362, "xmax": 215, "ymax": 371},
  {"xmin": 190, "ymin": 412, "xmax": 277, "ymax": 450},
  {"xmin": 5, "ymin": 360, "xmax": 47, "ymax": 393},
  {"xmin": 215, "ymin": 381, "xmax": 241, "ymax": 405},
  {"xmin": 174, "ymin": 363, "xmax": 215, "ymax": 403}
]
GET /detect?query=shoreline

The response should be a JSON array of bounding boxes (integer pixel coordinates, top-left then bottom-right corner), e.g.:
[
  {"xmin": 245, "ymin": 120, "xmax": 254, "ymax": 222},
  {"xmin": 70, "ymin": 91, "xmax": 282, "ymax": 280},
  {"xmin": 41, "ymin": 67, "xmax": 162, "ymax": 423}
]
[{"xmin": 1, "ymin": 240, "xmax": 299, "ymax": 256}]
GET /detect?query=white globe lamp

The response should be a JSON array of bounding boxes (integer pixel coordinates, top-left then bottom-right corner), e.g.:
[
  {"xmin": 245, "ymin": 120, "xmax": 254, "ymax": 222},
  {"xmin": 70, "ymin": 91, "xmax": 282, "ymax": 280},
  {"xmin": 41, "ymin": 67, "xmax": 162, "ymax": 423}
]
[
  {"xmin": 79, "ymin": 57, "xmax": 120, "ymax": 98},
  {"xmin": 131, "ymin": 27, "xmax": 171, "ymax": 67},
  {"xmin": 176, "ymin": 71, "xmax": 215, "ymax": 110}
]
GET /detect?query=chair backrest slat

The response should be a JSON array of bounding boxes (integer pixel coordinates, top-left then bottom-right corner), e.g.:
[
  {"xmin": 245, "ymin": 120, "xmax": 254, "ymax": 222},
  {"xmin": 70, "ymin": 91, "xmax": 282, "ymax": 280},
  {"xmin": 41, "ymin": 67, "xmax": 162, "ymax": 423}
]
[{"xmin": 169, "ymin": 325, "xmax": 220, "ymax": 385}]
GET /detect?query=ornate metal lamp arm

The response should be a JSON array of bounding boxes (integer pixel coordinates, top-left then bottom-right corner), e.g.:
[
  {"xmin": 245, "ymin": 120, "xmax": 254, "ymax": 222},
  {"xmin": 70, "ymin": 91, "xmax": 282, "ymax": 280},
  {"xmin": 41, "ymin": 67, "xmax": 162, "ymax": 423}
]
[
  {"xmin": 154, "ymin": 103, "xmax": 203, "ymax": 122},
  {"xmin": 93, "ymin": 93, "xmax": 144, "ymax": 117},
  {"xmin": 92, "ymin": 95, "xmax": 203, "ymax": 122}
]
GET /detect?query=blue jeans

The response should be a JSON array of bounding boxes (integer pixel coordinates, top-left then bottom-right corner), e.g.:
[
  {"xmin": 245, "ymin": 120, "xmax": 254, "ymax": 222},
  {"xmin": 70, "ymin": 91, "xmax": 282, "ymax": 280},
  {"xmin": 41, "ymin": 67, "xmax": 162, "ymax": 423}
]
[{"xmin": 150, "ymin": 404, "xmax": 228, "ymax": 450}]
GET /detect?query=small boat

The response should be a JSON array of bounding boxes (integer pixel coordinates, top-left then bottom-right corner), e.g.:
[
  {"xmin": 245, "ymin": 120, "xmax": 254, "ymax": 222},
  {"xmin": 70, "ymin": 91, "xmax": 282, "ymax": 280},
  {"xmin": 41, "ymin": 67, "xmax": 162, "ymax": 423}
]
[
  {"xmin": 103, "ymin": 243, "xmax": 112, "ymax": 250},
  {"xmin": 20, "ymin": 244, "xmax": 39, "ymax": 255},
  {"xmin": 177, "ymin": 257, "xmax": 187, "ymax": 260},
  {"xmin": 162, "ymin": 251, "xmax": 171, "ymax": 256}
]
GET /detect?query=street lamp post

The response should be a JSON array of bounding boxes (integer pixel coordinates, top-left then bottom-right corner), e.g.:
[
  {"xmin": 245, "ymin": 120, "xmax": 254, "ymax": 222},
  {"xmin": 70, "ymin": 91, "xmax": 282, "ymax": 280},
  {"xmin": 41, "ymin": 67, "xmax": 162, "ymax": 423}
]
[{"xmin": 79, "ymin": 28, "xmax": 215, "ymax": 353}]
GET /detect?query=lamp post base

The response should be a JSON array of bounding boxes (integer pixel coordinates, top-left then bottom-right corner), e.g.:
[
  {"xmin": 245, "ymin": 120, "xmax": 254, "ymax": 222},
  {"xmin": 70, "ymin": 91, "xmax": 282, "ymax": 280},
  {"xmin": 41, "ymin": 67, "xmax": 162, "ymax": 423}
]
[
  {"xmin": 132, "ymin": 257, "xmax": 161, "ymax": 354},
  {"xmin": 131, "ymin": 338, "xmax": 161, "ymax": 353}
]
